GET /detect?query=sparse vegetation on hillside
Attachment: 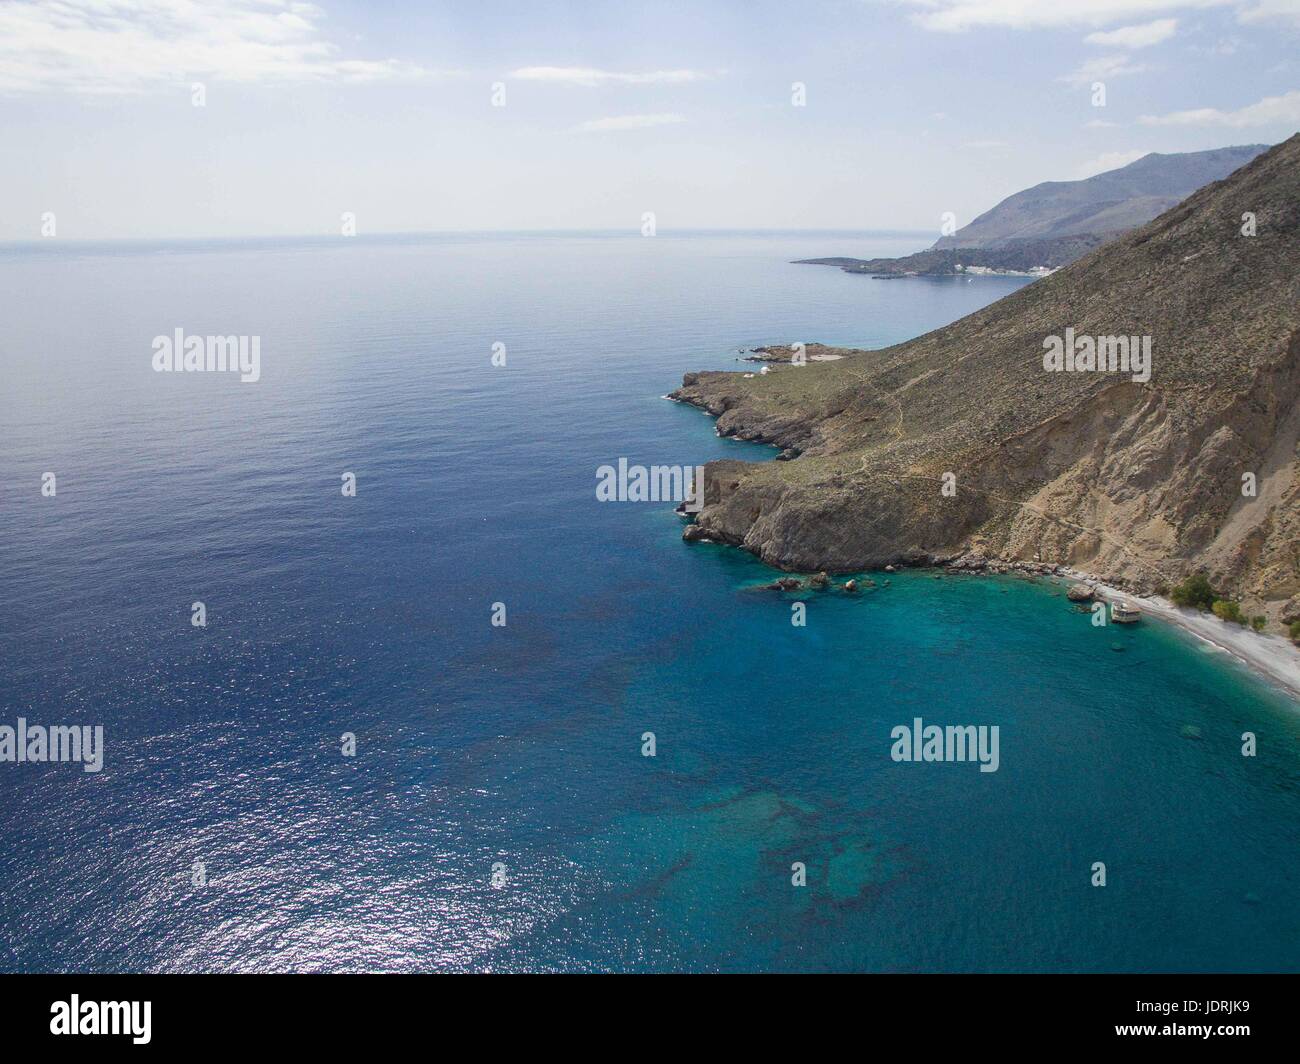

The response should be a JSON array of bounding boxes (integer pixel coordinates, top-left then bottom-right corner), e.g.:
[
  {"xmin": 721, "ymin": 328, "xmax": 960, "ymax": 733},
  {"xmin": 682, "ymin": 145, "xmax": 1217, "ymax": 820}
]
[
  {"xmin": 1170, "ymin": 574, "xmax": 1217, "ymax": 611},
  {"xmin": 1212, "ymin": 599, "xmax": 1244, "ymax": 624}
]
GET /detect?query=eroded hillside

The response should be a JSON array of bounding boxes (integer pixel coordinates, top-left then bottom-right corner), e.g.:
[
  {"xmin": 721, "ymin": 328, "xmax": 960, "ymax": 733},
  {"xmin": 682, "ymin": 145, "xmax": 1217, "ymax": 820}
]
[{"xmin": 672, "ymin": 135, "xmax": 1300, "ymax": 623}]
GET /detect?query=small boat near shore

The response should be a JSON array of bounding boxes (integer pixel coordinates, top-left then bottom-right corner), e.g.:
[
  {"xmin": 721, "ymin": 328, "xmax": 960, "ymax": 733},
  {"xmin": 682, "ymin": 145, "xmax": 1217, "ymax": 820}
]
[{"xmin": 1111, "ymin": 601, "xmax": 1141, "ymax": 624}]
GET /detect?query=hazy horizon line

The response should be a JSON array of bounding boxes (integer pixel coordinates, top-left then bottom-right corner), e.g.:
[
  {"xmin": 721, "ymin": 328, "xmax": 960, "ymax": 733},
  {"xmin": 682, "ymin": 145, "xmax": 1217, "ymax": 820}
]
[{"xmin": 0, "ymin": 226, "xmax": 939, "ymax": 249}]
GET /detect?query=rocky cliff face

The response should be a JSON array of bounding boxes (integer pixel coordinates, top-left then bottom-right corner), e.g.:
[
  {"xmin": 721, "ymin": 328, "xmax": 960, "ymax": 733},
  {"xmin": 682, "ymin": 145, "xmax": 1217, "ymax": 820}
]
[{"xmin": 672, "ymin": 135, "xmax": 1300, "ymax": 623}]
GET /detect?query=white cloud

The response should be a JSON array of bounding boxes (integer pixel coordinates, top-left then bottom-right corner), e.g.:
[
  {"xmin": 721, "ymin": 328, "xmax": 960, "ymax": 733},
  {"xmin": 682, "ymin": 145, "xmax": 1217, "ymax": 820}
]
[
  {"xmin": 1192, "ymin": 36, "xmax": 1243, "ymax": 53},
  {"xmin": 891, "ymin": 1, "xmax": 1228, "ymax": 32},
  {"xmin": 1077, "ymin": 148, "xmax": 1150, "ymax": 176},
  {"xmin": 1138, "ymin": 87, "xmax": 1300, "ymax": 124},
  {"xmin": 573, "ymin": 113, "xmax": 687, "ymax": 132},
  {"xmin": 1059, "ymin": 54, "xmax": 1150, "ymax": 85},
  {"xmin": 1085, "ymin": 118, "xmax": 1121, "ymax": 127},
  {"xmin": 1085, "ymin": 18, "xmax": 1179, "ymax": 46},
  {"xmin": 890, "ymin": 0, "xmax": 1300, "ymax": 31},
  {"xmin": 1237, "ymin": 1, "xmax": 1300, "ymax": 28},
  {"xmin": 0, "ymin": 0, "xmax": 435, "ymax": 94},
  {"xmin": 511, "ymin": 67, "xmax": 709, "ymax": 87}
]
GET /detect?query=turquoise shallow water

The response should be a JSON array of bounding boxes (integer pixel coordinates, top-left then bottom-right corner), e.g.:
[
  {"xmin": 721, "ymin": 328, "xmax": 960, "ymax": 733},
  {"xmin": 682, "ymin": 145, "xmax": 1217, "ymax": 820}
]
[{"xmin": 0, "ymin": 231, "xmax": 1297, "ymax": 972}]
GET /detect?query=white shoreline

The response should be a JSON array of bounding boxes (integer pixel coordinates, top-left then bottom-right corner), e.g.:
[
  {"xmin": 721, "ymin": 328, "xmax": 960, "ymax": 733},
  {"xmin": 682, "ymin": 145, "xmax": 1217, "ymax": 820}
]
[{"xmin": 1064, "ymin": 571, "xmax": 1300, "ymax": 702}]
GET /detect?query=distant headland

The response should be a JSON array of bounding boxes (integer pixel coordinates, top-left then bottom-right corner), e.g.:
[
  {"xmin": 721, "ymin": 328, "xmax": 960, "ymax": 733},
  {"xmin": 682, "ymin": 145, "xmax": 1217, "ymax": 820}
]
[{"xmin": 796, "ymin": 144, "xmax": 1269, "ymax": 278}]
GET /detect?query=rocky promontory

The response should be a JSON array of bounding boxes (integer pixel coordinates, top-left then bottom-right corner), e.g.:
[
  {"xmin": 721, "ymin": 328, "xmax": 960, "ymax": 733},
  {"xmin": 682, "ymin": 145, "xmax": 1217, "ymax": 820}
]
[{"xmin": 795, "ymin": 235, "xmax": 1097, "ymax": 278}]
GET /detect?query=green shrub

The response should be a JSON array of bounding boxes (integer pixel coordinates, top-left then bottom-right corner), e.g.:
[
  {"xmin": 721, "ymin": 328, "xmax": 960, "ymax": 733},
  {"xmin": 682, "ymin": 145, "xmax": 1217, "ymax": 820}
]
[
  {"xmin": 1251, "ymin": 615, "xmax": 1266, "ymax": 632},
  {"xmin": 1211, "ymin": 599, "xmax": 1244, "ymax": 624},
  {"xmin": 1289, "ymin": 620, "xmax": 1300, "ymax": 643},
  {"xmin": 1170, "ymin": 573, "xmax": 1216, "ymax": 611}
]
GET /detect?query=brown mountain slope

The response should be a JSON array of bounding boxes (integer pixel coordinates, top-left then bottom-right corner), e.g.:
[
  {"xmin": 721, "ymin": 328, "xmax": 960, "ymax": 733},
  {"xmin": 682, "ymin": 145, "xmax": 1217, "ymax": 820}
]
[
  {"xmin": 671, "ymin": 134, "xmax": 1300, "ymax": 622},
  {"xmin": 932, "ymin": 143, "xmax": 1269, "ymax": 249}
]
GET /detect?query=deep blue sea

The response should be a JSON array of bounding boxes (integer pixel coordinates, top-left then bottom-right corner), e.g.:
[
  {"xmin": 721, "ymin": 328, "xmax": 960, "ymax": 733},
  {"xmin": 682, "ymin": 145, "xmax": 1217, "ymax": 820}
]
[{"xmin": 1, "ymin": 231, "xmax": 1297, "ymax": 972}]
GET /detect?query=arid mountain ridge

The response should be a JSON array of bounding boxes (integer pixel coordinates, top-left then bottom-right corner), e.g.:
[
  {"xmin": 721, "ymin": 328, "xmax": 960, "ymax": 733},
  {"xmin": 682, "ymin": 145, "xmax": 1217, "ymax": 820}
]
[
  {"xmin": 798, "ymin": 144, "xmax": 1268, "ymax": 278},
  {"xmin": 671, "ymin": 134, "xmax": 1300, "ymax": 625},
  {"xmin": 935, "ymin": 144, "xmax": 1269, "ymax": 249}
]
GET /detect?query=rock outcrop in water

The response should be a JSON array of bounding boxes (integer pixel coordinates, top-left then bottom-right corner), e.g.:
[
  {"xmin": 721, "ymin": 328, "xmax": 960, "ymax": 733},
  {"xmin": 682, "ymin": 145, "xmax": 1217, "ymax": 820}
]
[{"xmin": 672, "ymin": 135, "xmax": 1300, "ymax": 624}]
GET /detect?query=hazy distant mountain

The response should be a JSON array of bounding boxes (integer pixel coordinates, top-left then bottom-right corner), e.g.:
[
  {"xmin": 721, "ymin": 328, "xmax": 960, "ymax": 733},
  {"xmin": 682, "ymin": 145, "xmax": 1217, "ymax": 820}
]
[
  {"xmin": 797, "ymin": 144, "xmax": 1272, "ymax": 278},
  {"xmin": 933, "ymin": 145, "xmax": 1269, "ymax": 250}
]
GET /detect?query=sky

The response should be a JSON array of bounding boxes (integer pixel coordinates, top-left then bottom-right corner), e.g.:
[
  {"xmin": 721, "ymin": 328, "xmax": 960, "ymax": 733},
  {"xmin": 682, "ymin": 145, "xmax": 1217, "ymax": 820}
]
[{"xmin": 1, "ymin": 0, "xmax": 1299, "ymax": 239}]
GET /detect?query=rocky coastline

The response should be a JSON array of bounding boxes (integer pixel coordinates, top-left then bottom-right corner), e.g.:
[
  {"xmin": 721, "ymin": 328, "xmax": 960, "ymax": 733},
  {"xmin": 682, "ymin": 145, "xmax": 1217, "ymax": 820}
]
[
  {"xmin": 668, "ymin": 135, "xmax": 1300, "ymax": 686},
  {"xmin": 684, "ymin": 509, "xmax": 1300, "ymax": 699}
]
